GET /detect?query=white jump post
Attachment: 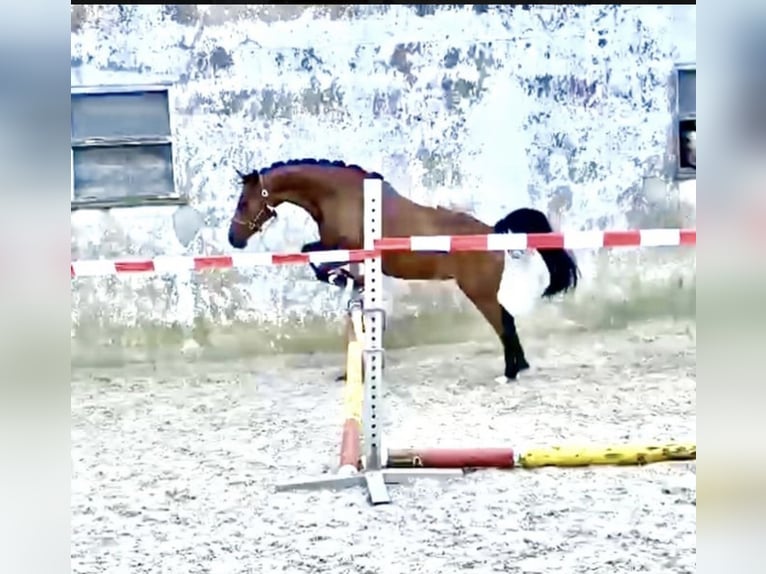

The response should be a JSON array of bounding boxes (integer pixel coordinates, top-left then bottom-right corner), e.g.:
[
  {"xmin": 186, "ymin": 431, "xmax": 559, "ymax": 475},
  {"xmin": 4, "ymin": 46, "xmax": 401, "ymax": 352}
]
[
  {"xmin": 275, "ymin": 177, "xmax": 461, "ymax": 505},
  {"xmin": 358, "ymin": 178, "xmax": 464, "ymax": 504}
]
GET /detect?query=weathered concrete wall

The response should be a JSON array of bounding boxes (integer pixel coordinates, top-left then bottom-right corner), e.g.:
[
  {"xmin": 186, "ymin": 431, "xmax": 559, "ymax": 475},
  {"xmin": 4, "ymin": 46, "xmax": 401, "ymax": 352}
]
[{"xmin": 70, "ymin": 5, "xmax": 696, "ymax": 365}]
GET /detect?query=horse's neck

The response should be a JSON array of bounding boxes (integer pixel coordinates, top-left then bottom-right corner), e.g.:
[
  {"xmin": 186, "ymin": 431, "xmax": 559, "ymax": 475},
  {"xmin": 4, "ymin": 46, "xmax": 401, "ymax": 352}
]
[
  {"xmin": 274, "ymin": 168, "xmax": 368, "ymax": 247},
  {"xmin": 282, "ymin": 192, "xmax": 319, "ymax": 219},
  {"xmin": 273, "ymin": 171, "xmax": 325, "ymax": 224}
]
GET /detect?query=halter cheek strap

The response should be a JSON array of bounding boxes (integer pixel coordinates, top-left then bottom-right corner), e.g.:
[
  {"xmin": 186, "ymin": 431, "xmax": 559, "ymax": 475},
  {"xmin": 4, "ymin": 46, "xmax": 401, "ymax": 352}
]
[
  {"xmin": 260, "ymin": 188, "xmax": 278, "ymax": 222},
  {"xmin": 232, "ymin": 188, "xmax": 277, "ymax": 231}
]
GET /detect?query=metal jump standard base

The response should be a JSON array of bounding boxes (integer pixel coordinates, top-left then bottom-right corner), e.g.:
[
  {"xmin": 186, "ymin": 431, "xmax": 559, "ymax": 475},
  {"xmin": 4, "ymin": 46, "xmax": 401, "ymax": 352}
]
[{"xmin": 275, "ymin": 178, "xmax": 462, "ymax": 505}]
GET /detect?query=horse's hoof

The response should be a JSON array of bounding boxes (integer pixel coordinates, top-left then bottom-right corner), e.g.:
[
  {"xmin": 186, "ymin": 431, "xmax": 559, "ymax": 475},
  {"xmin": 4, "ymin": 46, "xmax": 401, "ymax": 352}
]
[
  {"xmin": 335, "ymin": 373, "xmax": 347, "ymax": 382},
  {"xmin": 497, "ymin": 362, "xmax": 531, "ymax": 384}
]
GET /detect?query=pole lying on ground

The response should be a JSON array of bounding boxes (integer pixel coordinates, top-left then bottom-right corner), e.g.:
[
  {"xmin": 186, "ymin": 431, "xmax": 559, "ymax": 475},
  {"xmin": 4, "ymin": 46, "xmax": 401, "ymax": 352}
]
[
  {"xmin": 385, "ymin": 443, "xmax": 695, "ymax": 470},
  {"xmin": 386, "ymin": 448, "xmax": 516, "ymax": 469}
]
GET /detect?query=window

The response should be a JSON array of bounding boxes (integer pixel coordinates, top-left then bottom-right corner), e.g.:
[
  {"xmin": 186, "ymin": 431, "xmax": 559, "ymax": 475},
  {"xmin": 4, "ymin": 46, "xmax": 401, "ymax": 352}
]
[
  {"xmin": 671, "ymin": 63, "xmax": 696, "ymax": 181},
  {"xmin": 70, "ymin": 84, "xmax": 187, "ymax": 209},
  {"xmin": 674, "ymin": 65, "xmax": 696, "ymax": 117}
]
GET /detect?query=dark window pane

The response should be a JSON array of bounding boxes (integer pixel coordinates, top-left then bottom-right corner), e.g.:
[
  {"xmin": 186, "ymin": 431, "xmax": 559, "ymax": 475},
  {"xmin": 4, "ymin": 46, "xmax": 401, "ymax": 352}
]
[
  {"xmin": 71, "ymin": 90, "xmax": 171, "ymax": 140},
  {"xmin": 73, "ymin": 143, "xmax": 175, "ymax": 200},
  {"xmin": 677, "ymin": 68, "xmax": 696, "ymax": 116}
]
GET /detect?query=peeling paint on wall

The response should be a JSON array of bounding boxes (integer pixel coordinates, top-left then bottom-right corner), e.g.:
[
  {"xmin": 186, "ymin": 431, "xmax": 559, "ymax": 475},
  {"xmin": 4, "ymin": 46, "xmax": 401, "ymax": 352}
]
[{"xmin": 70, "ymin": 4, "xmax": 696, "ymax": 359}]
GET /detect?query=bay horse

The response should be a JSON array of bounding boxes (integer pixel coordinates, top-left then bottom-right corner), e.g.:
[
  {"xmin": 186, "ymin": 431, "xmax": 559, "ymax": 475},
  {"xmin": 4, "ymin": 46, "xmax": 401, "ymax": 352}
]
[{"xmin": 227, "ymin": 159, "xmax": 579, "ymax": 382}]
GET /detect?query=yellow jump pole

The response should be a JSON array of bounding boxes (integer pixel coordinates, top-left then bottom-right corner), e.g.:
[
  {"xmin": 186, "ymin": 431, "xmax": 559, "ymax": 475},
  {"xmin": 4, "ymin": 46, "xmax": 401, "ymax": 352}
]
[
  {"xmin": 517, "ymin": 443, "xmax": 696, "ymax": 468},
  {"xmin": 338, "ymin": 303, "xmax": 365, "ymax": 472}
]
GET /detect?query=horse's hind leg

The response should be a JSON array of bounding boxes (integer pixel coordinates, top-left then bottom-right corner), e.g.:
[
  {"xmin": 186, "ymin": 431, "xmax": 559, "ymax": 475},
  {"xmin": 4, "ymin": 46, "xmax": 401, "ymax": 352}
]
[
  {"xmin": 457, "ymin": 279, "xmax": 530, "ymax": 381},
  {"xmin": 500, "ymin": 307, "xmax": 530, "ymax": 376}
]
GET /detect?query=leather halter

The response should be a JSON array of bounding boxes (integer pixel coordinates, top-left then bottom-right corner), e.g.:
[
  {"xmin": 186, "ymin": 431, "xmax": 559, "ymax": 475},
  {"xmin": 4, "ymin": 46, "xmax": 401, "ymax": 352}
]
[{"xmin": 231, "ymin": 178, "xmax": 277, "ymax": 231}]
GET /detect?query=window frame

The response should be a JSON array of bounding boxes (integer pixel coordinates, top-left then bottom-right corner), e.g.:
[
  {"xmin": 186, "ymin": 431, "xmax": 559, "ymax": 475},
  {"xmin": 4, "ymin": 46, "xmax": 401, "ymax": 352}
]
[
  {"xmin": 670, "ymin": 62, "xmax": 696, "ymax": 182},
  {"xmin": 70, "ymin": 82, "xmax": 188, "ymax": 210}
]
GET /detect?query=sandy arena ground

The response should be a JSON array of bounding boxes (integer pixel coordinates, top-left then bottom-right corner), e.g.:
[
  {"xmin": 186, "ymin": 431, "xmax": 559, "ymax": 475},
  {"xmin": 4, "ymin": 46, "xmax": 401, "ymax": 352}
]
[{"xmin": 71, "ymin": 319, "xmax": 696, "ymax": 574}]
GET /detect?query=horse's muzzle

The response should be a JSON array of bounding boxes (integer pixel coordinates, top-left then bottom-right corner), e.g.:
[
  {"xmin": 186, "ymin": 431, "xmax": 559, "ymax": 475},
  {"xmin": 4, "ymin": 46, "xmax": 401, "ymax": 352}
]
[{"xmin": 228, "ymin": 228, "xmax": 247, "ymax": 249}]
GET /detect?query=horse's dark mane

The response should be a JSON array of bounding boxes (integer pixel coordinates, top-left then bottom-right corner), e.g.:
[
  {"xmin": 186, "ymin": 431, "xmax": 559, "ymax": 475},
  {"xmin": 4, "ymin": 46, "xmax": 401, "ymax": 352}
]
[{"xmin": 238, "ymin": 158, "xmax": 384, "ymax": 183}]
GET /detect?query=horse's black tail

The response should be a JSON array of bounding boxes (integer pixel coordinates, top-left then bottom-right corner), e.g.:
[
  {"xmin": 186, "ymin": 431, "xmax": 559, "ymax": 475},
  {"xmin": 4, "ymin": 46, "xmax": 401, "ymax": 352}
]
[{"xmin": 493, "ymin": 207, "xmax": 580, "ymax": 298}]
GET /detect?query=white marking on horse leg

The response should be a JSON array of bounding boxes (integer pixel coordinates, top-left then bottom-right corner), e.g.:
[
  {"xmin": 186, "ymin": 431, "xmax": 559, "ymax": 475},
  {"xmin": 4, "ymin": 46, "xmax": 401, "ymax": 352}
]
[{"xmin": 496, "ymin": 251, "xmax": 544, "ymax": 318}]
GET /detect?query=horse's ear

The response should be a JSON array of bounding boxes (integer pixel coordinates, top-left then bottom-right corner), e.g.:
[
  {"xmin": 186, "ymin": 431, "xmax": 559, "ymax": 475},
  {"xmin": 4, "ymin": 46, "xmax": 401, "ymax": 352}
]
[{"xmin": 235, "ymin": 169, "xmax": 245, "ymax": 180}]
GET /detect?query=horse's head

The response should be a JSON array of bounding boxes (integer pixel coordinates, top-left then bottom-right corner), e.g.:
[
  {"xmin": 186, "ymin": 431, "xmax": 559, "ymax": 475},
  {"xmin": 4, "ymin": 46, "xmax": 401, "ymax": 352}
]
[{"xmin": 228, "ymin": 169, "xmax": 277, "ymax": 249}]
